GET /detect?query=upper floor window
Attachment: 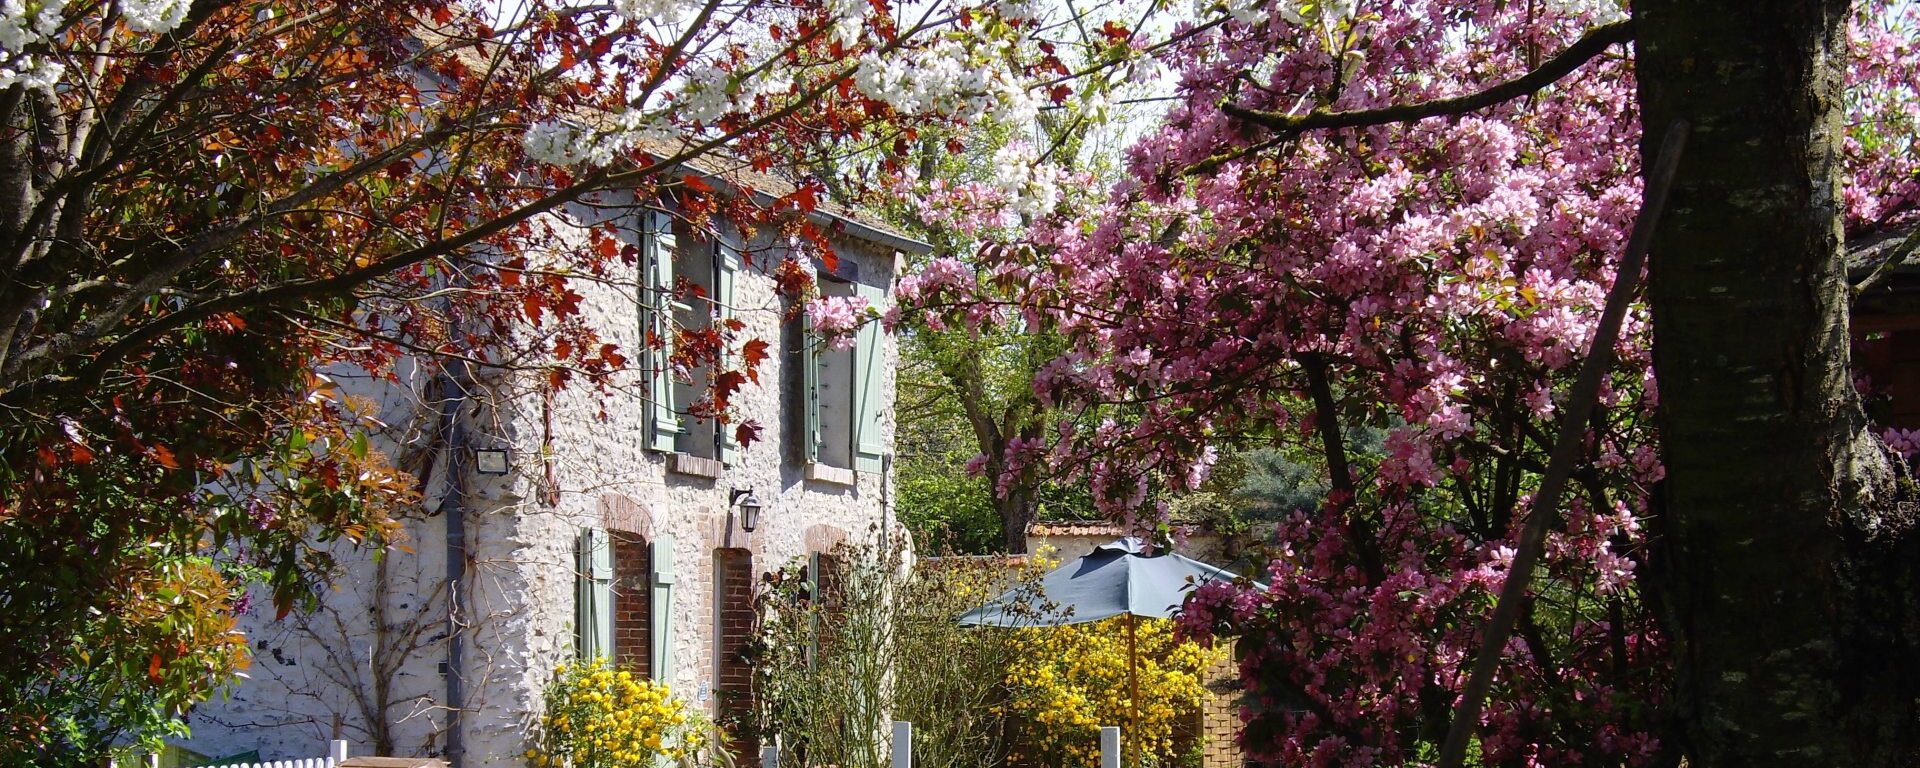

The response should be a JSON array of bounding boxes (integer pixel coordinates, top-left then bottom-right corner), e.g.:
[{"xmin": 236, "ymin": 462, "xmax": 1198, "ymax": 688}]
[
  {"xmin": 800, "ymin": 269, "xmax": 887, "ymax": 475},
  {"xmin": 639, "ymin": 207, "xmax": 741, "ymax": 465}
]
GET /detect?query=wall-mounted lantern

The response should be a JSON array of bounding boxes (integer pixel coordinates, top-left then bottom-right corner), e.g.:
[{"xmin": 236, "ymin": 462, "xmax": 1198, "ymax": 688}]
[{"xmin": 731, "ymin": 488, "xmax": 764, "ymax": 533}]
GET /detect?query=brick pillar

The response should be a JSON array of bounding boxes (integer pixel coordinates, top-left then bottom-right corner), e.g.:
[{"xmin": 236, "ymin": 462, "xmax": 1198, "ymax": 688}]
[
  {"xmin": 611, "ymin": 532, "xmax": 651, "ymax": 677},
  {"xmin": 714, "ymin": 548, "xmax": 758, "ymax": 758},
  {"xmin": 1200, "ymin": 652, "xmax": 1244, "ymax": 768}
]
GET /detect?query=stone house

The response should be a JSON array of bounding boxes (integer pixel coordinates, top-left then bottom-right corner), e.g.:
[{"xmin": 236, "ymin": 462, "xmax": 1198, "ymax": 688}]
[{"xmin": 177, "ymin": 165, "xmax": 926, "ymax": 767}]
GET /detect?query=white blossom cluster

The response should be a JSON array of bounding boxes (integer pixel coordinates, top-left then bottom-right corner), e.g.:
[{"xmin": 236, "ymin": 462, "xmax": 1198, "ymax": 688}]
[
  {"xmin": 524, "ymin": 45, "xmax": 812, "ymax": 167},
  {"xmin": 1204, "ymin": 0, "xmax": 1353, "ymax": 26},
  {"xmin": 675, "ymin": 64, "xmax": 735, "ymax": 125},
  {"xmin": 120, "ymin": 0, "xmax": 192, "ymax": 34},
  {"xmin": 997, "ymin": 0, "xmax": 1048, "ymax": 24},
  {"xmin": 2, "ymin": 0, "xmax": 69, "ymax": 90},
  {"xmin": 522, "ymin": 110, "xmax": 677, "ymax": 167},
  {"xmin": 674, "ymin": 56, "xmax": 793, "ymax": 126},
  {"xmin": 521, "ymin": 2, "xmax": 1049, "ymax": 168},
  {"xmin": 1546, "ymin": 0, "xmax": 1628, "ymax": 24},
  {"xmin": 823, "ymin": 0, "xmax": 871, "ymax": 47},
  {"xmin": 614, "ymin": 0, "xmax": 689, "ymax": 25},
  {"xmin": 3, "ymin": 0, "xmax": 193, "ymax": 90},
  {"xmin": 852, "ymin": 39, "xmax": 1040, "ymax": 127},
  {"xmin": 989, "ymin": 141, "xmax": 1063, "ymax": 219}
]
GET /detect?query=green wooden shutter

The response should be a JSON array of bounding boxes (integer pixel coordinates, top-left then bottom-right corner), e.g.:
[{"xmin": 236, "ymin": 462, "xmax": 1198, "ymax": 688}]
[
  {"xmin": 800, "ymin": 313, "xmax": 822, "ymax": 464},
  {"xmin": 649, "ymin": 535, "xmax": 676, "ymax": 682},
  {"xmin": 575, "ymin": 527, "xmax": 613, "ymax": 661},
  {"xmin": 717, "ymin": 241, "xmax": 742, "ymax": 465},
  {"xmin": 853, "ymin": 282, "xmax": 887, "ymax": 474},
  {"xmin": 806, "ymin": 551, "xmax": 823, "ymax": 669},
  {"xmin": 644, "ymin": 209, "xmax": 678, "ymax": 452}
]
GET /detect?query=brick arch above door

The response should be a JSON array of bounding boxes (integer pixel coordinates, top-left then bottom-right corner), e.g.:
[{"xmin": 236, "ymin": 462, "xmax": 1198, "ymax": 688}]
[{"xmin": 803, "ymin": 523, "xmax": 849, "ymax": 555}]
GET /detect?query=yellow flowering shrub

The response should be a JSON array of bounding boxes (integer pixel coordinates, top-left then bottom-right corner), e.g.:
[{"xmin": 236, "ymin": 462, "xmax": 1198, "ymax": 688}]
[
  {"xmin": 1002, "ymin": 617, "xmax": 1223, "ymax": 768},
  {"xmin": 527, "ymin": 658, "xmax": 710, "ymax": 768}
]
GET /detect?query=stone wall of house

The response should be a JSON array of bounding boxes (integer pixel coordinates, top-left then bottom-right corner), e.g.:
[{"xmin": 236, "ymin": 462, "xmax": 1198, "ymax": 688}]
[{"xmin": 182, "ymin": 198, "xmax": 906, "ymax": 767}]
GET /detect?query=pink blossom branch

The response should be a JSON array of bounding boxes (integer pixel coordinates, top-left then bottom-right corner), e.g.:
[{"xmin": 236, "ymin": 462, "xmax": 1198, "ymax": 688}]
[{"xmin": 1435, "ymin": 119, "xmax": 1691, "ymax": 768}]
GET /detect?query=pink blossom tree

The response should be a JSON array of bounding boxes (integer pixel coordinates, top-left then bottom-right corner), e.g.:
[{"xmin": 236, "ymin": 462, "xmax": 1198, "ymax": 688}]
[{"xmin": 904, "ymin": 0, "xmax": 1920, "ymax": 764}]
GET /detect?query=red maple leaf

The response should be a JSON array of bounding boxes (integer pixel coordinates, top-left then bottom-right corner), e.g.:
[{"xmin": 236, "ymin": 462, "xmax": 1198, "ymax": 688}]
[
  {"xmin": 741, "ymin": 338, "xmax": 771, "ymax": 384},
  {"xmin": 714, "ymin": 370, "xmax": 748, "ymax": 410},
  {"xmin": 734, "ymin": 421, "xmax": 764, "ymax": 448},
  {"xmin": 791, "ymin": 185, "xmax": 818, "ymax": 212}
]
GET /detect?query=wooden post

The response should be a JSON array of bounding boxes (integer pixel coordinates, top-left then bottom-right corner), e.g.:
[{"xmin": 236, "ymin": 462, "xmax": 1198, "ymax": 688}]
[
  {"xmin": 891, "ymin": 721, "xmax": 912, "ymax": 768},
  {"xmin": 1100, "ymin": 726, "xmax": 1122, "ymax": 768},
  {"xmin": 329, "ymin": 739, "xmax": 349, "ymax": 763},
  {"xmin": 1126, "ymin": 614, "xmax": 1139, "ymax": 767}
]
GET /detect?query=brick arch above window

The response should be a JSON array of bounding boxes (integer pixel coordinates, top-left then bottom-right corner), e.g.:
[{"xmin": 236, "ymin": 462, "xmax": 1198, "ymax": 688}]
[{"xmin": 600, "ymin": 493, "xmax": 654, "ymax": 537}]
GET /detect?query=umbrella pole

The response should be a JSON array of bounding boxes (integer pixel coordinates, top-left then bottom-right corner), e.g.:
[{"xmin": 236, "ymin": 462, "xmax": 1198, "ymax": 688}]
[{"xmin": 1127, "ymin": 613, "xmax": 1138, "ymax": 768}]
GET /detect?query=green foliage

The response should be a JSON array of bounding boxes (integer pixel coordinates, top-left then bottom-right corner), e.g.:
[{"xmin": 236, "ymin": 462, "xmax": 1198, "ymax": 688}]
[
  {"xmin": 0, "ymin": 366, "xmax": 412, "ymax": 763},
  {"xmin": 893, "ymin": 320, "xmax": 1102, "ymax": 553},
  {"xmin": 897, "ymin": 454, "xmax": 1002, "ymax": 554},
  {"xmin": 749, "ymin": 536, "xmax": 1025, "ymax": 768},
  {"xmin": 1234, "ymin": 448, "xmax": 1331, "ymax": 520}
]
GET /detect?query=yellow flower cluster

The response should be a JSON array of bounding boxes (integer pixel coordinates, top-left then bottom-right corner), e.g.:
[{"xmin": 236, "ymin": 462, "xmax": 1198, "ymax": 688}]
[
  {"xmin": 527, "ymin": 657, "xmax": 709, "ymax": 768},
  {"xmin": 1002, "ymin": 618, "xmax": 1223, "ymax": 768}
]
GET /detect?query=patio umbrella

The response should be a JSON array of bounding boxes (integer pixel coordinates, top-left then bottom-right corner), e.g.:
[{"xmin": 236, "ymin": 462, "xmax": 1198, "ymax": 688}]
[
  {"xmin": 957, "ymin": 537, "xmax": 1250, "ymax": 627},
  {"xmin": 957, "ymin": 538, "xmax": 1261, "ymax": 764}
]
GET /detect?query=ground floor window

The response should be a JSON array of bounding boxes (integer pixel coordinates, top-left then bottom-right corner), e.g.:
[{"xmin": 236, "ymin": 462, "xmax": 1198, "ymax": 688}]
[
  {"xmin": 713, "ymin": 548, "xmax": 758, "ymax": 756},
  {"xmin": 611, "ymin": 531, "xmax": 652, "ymax": 678}
]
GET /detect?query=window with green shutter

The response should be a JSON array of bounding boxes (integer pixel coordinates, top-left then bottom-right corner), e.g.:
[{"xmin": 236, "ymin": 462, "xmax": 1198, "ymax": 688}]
[
  {"xmin": 806, "ymin": 278, "xmax": 857, "ymax": 469},
  {"xmin": 852, "ymin": 281, "xmax": 887, "ymax": 474},
  {"xmin": 649, "ymin": 535, "xmax": 676, "ymax": 682},
  {"xmin": 717, "ymin": 240, "xmax": 743, "ymax": 465},
  {"xmin": 642, "ymin": 208, "xmax": 679, "ymax": 452},
  {"xmin": 670, "ymin": 222, "xmax": 719, "ymax": 459},
  {"xmin": 800, "ymin": 311, "xmax": 822, "ymax": 464},
  {"xmin": 575, "ymin": 527, "xmax": 614, "ymax": 661}
]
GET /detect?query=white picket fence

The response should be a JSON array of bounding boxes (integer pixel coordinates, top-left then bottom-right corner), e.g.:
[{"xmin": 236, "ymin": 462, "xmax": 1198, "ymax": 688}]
[
  {"xmin": 201, "ymin": 759, "xmax": 334, "ymax": 768},
  {"xmin": 204, "ymin": 740, "xmax": 350, "ymax": 768},
  {"xmin": 117, "ymin": 739, "xmax": 350, "ymax": 768}
]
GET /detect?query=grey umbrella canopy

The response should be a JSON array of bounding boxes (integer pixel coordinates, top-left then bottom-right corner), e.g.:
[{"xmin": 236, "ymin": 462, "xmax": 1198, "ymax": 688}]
[{"xmin": 957, "ymin": 538, "xmax": 1257, "ymax": 627}]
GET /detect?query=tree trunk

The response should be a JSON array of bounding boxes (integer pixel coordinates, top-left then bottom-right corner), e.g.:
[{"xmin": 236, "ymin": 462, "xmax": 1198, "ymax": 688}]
[
  {"xmin": 998, "ymin": 485, "xmax": 1036, "ymax": 555},
  {"xmin": 1635, "ymin": 1, "xmax": 1920, "ymax": 763}
]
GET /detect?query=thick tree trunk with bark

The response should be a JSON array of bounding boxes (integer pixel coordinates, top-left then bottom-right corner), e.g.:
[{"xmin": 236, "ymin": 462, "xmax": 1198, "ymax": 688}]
[
  {"xmin": 1635, "ymin": 1, "xmax": 1920, "ymax": 763},
  {"xmin": 939, "ymin": 346, "xmax": 1045, "ymax": 555}
]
